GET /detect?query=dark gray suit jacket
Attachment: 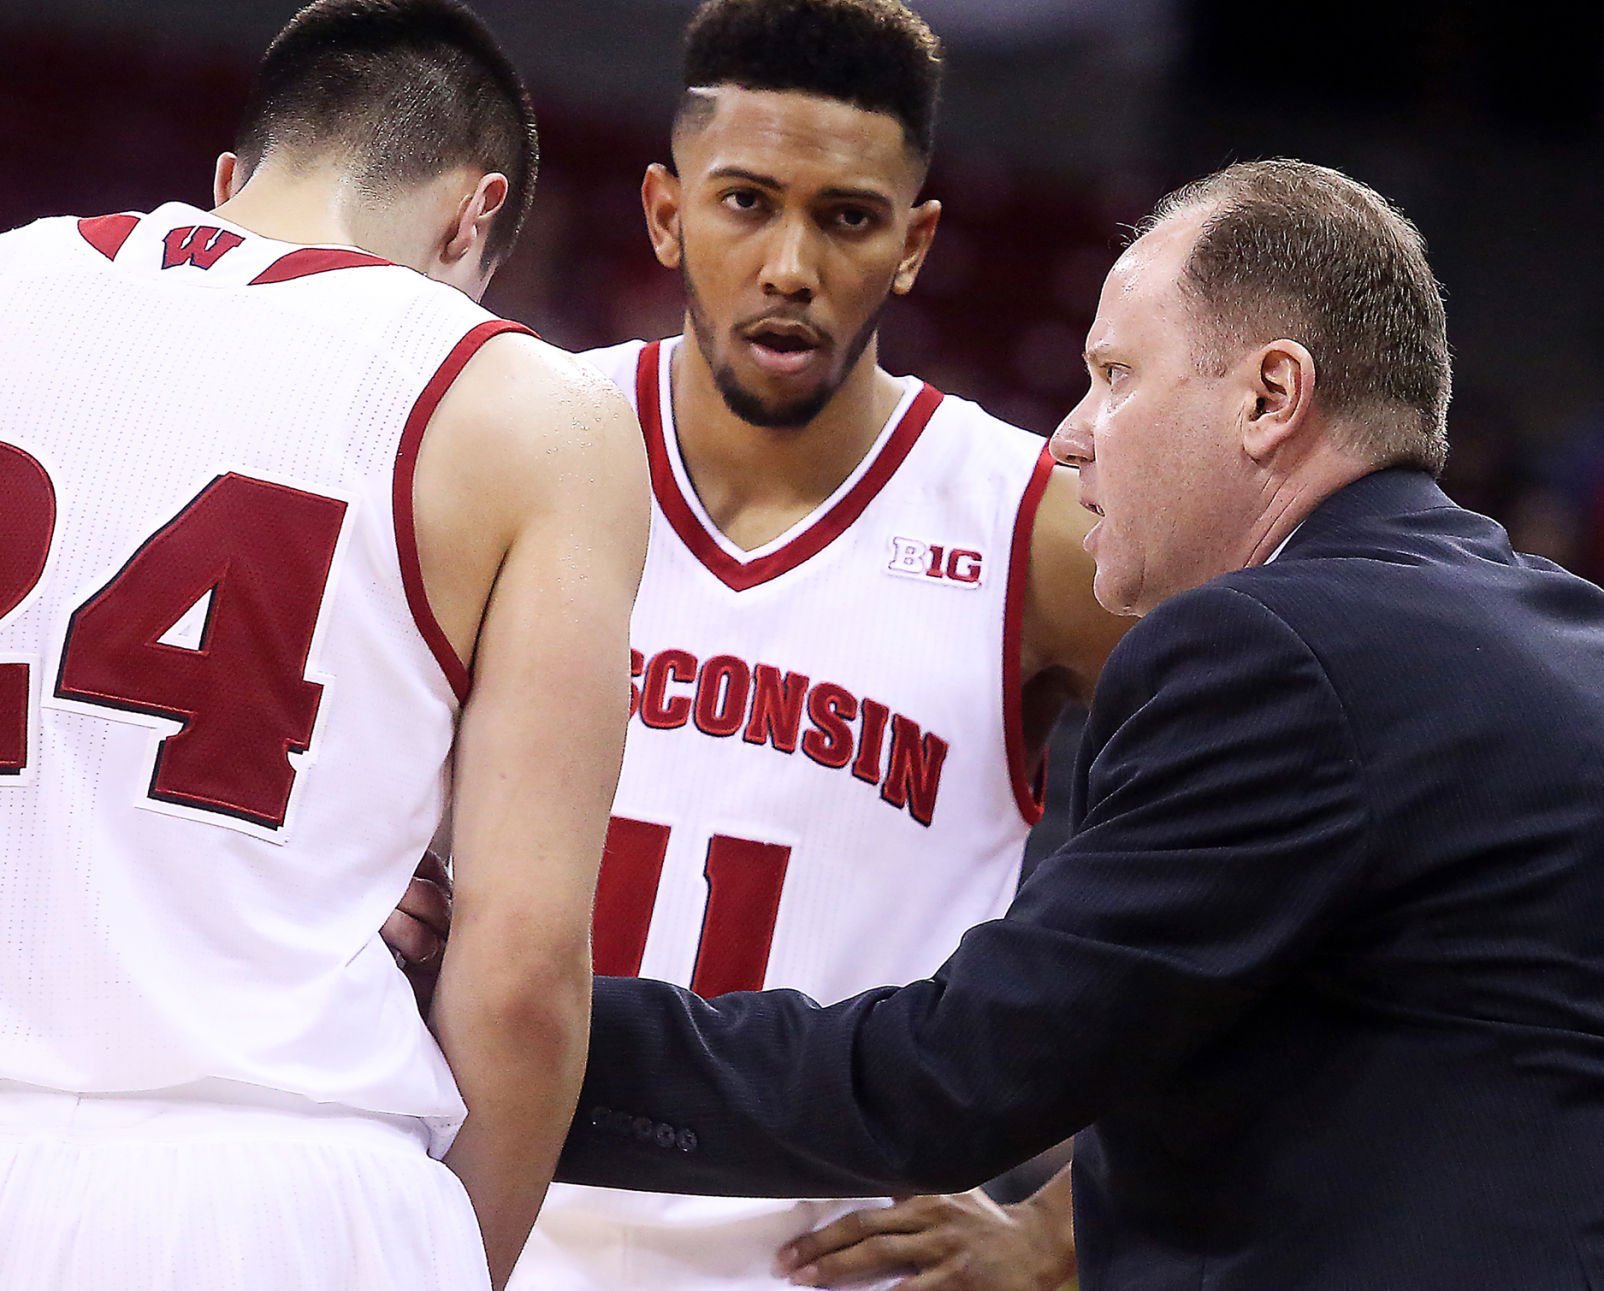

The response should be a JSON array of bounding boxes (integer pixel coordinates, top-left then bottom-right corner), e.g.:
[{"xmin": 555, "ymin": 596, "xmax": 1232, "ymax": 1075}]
[{"xmin": 558, "ymin": 469, "xmax": 1604, "ymax": 1289}]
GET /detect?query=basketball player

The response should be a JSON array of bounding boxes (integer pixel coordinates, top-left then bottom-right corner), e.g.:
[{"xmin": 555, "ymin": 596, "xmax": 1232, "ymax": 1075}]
[
  {"xmin": 512, "ymin": 2, "xmax": 1118, "ymax": 1287},
  {"xmin": 0, "ymin": 3, "xmax": 645, "ymax": 1290}
]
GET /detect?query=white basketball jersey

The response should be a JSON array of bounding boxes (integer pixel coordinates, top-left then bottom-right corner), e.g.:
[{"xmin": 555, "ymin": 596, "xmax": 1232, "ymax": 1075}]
[
  {"xmin": 530, "ymin": 337, "xmax": 1054, "ymax": 1280},
  {"xmin": 0, "ymin": 204, "xmax": 523, "ymax": 1148}
]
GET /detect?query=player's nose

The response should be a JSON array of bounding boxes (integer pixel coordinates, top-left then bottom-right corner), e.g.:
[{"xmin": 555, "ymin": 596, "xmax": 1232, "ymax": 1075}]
[{"xmin": 760, "ymin": 216, "xmax": 819, "ymax": 302}]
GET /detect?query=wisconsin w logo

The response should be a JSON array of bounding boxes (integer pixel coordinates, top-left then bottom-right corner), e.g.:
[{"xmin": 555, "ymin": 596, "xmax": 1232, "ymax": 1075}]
[{"xmin": 161, "ymin": 226, "xmax": 246, "ymax": 271}]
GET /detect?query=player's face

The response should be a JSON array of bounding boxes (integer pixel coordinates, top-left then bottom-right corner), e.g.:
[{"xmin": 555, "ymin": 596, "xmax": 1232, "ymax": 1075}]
[
  {"xmin": 1050, "ymin": 214, "xmax": 1259, "ymax": 616},
  {"xmin": 655, "ymin": 88, "xmax": 938, "ymax": 429}
]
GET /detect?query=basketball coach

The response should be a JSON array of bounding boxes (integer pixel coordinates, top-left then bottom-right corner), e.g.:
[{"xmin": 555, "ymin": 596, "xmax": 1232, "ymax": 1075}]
[{"xmin": 552, "ymin": 160, "xmax": 1604, "ymax": 1290}]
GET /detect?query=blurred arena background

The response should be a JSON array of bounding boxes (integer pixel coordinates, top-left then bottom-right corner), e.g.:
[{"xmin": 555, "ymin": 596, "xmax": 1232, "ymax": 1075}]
[
  {"xmin": 4, "ymin": 0, "xmax": 1600, "ymax": 572},
  {"xmin": 2, "ymin": 0, "xmax": 1599, "ymax": 577}
]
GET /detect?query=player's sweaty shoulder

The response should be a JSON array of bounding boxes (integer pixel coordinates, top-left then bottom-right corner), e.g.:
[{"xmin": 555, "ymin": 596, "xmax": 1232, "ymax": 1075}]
[
  {"xmin": 1022, "ymin": 463, "xmax": 1129, "ymax": 701},
  {"xmin": 411, "ymin": 329, "xmax": 648, "ymax": 669},
  {"xmin": 424, "ymin": 330, "xmax": 643, "ymax": 544}
]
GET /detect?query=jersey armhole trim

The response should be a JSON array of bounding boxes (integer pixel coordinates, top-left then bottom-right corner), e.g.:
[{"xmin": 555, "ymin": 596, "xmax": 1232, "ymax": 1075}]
[
  {"xmin": 78, "ymin": 213, "xmax": 139, "ymax": 260},
  {"xmin": 1002, "ymin": 442, "xmax": 1055, "ymax": 826},
  {"xmin": 393, "ymin": 318, "xmax": 535, "ymax": 705}
]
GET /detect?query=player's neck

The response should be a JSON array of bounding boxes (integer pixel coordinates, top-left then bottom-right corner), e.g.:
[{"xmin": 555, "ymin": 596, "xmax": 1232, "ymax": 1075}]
[
  {"xmin": 670, "ymin": 335, "xmax": 907, "ymax": 553},
  {"xmin": 212, "ymin": 162, "xmax": 372, "ymax": 254}
]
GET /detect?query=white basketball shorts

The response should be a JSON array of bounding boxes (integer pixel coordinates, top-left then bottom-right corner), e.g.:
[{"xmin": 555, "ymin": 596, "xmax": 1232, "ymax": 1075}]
[
  {"xmin": 512, "ymin": 1198, "xmax": 901, "ymax": 1291},
  {"xmin": 0, "ymin": 1079, "xmax": 490, "ymax": 1291}
]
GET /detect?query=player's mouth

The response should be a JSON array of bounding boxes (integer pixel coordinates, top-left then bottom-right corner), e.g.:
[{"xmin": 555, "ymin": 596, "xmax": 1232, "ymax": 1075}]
[{"xmin": 741, "ymin": 320, "xmax": 827, "ymax": 378}]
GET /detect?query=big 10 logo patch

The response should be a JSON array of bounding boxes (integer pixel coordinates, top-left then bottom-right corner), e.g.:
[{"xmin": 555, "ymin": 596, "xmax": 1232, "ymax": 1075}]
[{"xmin": 886, "ymin": 536, "xmax": 983, "ymax": 587}]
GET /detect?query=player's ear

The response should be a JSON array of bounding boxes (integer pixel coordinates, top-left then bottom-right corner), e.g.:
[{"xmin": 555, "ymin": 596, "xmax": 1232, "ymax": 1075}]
[
  {"xmin": 642, "ymin": 163, "xmax": 683, "ymax": 270},
  {"xmin": 445, "ymin": 172, "xmax": 510, "ymax": 265},
  {"xmin": 891, "ymin": 198, "xmax": 941, "ymax": 296},
  {"xmin": 213, "ymin": 152, "xmax": 242, "ymax": 206}
]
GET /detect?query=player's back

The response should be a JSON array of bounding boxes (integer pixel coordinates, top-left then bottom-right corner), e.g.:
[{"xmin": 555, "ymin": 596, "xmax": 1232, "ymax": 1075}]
[{"xmin": 0, "ymin": 203, "xmax": 517, "ymax": 1134}]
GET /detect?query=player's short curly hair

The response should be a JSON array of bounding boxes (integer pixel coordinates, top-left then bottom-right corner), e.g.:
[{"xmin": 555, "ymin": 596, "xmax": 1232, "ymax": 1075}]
[
  {"xmin": 233, "ymin": 0, "xmax": 538, "ymax": 264},
  {"xmin": 678, "ymin": 0, "xmax": 943, "ymax": 162}
]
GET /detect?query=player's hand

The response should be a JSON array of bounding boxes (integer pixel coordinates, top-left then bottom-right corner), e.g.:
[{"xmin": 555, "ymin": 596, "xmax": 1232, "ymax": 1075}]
[
  {"xmin": 775, "ymin": 1188, "xmax": 1076, "ymax": 1289},
  {"xmin": 380, "ymin": 849, "xmax": 453, "ymax": 1012}
]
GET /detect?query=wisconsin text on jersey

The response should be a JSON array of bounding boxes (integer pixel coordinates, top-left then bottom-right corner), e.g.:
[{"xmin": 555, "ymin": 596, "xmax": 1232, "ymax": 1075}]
[{"xmin": 628, "ymin": 647, "xmax": 948, "ymax": 826}]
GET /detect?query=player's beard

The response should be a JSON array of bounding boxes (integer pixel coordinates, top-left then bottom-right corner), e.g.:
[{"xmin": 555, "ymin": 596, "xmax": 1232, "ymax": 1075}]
[{"xmin": 680, "ymin": 242, "xmax": 884, "ymax": 431}]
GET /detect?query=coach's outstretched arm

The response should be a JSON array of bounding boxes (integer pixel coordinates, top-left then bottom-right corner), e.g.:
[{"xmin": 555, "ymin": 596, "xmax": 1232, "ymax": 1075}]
[
  {"xmin": 557, "ymin": 585, "xmax": 1370, "ymax": 1198},
  {"xmin": 420, "ymin": 334, "xmax": 648, "ymax": 1286}
]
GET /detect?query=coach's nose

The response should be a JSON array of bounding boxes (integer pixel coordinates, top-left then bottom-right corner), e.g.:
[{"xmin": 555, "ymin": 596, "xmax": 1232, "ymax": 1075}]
[{"xmin": 1050, "ymin": 398, "xmax": 1094, "ymax": 469}]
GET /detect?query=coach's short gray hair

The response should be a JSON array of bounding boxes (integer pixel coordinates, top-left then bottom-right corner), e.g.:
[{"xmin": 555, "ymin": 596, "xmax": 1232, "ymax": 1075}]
[{"xmin": 1142, "ymin": 159, "xmax": 1451, "ymax": 475}]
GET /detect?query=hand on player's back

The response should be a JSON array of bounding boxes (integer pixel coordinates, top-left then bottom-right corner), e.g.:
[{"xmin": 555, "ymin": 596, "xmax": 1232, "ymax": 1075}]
[
  {"xmin": 775, "ymin": 1188, "xmax": 1076, "ymax": 1290},
  {"xmin": 381, "ymin": 850, "xmax": 453, "ymax": 1011}
]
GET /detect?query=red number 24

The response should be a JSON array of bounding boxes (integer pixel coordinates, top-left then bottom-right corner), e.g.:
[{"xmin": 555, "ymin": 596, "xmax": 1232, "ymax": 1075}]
[
  {"xmin": 1, "ymin": 442, "xmax": 346, "ymax": 832},
  {"xmin": 593, "ymin": 815, "xmax": 792, "ymax": 997}
]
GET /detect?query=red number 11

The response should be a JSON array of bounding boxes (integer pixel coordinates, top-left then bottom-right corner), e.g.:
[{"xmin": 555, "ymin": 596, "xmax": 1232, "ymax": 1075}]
[{"xmin": 593, "ymin": 815, "xmax": 792, "ymax": 997}]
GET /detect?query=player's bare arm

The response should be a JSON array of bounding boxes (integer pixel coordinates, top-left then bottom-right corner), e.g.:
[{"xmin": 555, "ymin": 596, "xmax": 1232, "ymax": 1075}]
[
  {"xmin": 414, "ymin": 333, "xmax": 649, "ymax": 1289},
  {"xmin": 1019, "ymin": 465, "xmax": 1129, "ymax": 758}
]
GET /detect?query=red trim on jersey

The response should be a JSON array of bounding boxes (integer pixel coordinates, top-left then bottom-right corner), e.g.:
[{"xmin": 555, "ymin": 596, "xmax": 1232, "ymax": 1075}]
[
  {"xmin": 393, "ymin": 319, "xmax": 535, "ymax": 703},
  {"xmin": 635, "ymin": 339, "xmax": 943, "ymax": 592},
  {"xmin": 78, "ymin": 213, "xmax": 139, "ymax": 260},
  {"xmin": 250, "ymin": 247, "xmax": 392, "ymax": 285},
  {"xmin": 1002, "ymin": 443, "xmax": 1056, "ymax": 826}
]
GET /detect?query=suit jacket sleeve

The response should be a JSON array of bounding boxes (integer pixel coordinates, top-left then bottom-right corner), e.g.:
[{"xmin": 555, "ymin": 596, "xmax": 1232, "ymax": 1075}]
[{"xmin": 556, "ymin": 583, "xmax": 1373, "ymax": 1197}]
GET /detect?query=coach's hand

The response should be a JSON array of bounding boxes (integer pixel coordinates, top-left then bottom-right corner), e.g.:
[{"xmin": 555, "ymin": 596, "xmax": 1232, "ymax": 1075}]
[
  {"xmin": 776, "ymin": 1186, "xmax": 1076, "ymax": 1290},
  {"xmin": 381, "ymin": 849, "xmax": 453, "ymax": 1012}
]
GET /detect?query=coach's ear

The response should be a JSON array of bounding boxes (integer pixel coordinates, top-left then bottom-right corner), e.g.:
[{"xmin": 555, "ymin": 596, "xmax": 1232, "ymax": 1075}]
[
  {"xmin": 1242, "ymin": 338, "xmax": 1318, "ymax": 463},
  {"xmin": 642, "ymin": 163, "xmax": 683, "ymax": 271},
  {"xmin": 213, "ymin": 152, "xmax": 243, "ymax": 206}
]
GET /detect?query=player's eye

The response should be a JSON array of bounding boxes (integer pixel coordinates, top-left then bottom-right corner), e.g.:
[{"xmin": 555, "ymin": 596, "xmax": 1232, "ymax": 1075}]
[
  {"xmin": 722, "ymin": 189, "xmax": 765, "ymax": 214},
  {"xmin": 832, "ymin": 207, "xmax": 877, "ymax": 232}
]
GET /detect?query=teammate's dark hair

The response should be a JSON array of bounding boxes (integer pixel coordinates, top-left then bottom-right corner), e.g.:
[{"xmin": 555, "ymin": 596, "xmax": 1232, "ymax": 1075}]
[
  {"xmin": 234, "ymin": 0, "xmax": 538, "ymax": 263},
  {"xmin": 1144, "ymin": 159, "xmax": 1451, "ymax": 476},
  {"xmin": 677, "ymin": 0, "xmax": 942, "ymax": 162}
]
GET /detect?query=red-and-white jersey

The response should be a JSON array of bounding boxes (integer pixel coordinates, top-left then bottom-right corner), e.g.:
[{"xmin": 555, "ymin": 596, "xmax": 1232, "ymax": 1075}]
[
  {"xmin": 530, "ymin": 336, "xmax": 1054, "ymax": 1280},
  {"xmin": 0, "ymin": 203, "xmax": 525, "ymax": 1149}
]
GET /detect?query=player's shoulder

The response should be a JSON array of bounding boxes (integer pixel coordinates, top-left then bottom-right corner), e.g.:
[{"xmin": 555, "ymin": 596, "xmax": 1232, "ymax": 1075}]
[
  {"xmin": 430, "ymin": 332, "xmax": 646, "ymax": 546},
  {"xmin": 920, "ymin": 381, "xmax": 1048, "ymax": 469},
  {"xmin": 445, "ymin": 331, "xmax": 639, "ymax": 458},
  {"xmin": 0, "ymin": 212, "xmax": 129, "ymax": 273},
  {"xmin": 575, "ymin": 338, "xmax": 651, "ymax": 400},
  {"xmin": 0, "ymin": 213, "xmax": 87, "ymax": 244}
]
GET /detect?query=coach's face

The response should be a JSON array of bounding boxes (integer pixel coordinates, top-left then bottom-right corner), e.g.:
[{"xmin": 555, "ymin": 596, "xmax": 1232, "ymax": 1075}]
[
  {"xmin": 643, "ymin": 86, "xmax": 940, "ymax": 428},
  {"xmin": 1051, "ymin": 213, "xmax": 1263, "ymax": 616}
]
